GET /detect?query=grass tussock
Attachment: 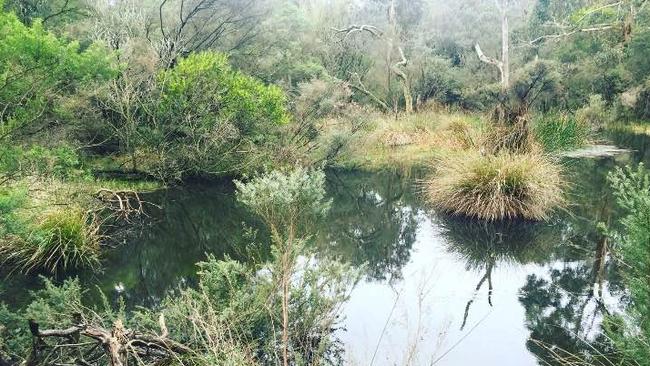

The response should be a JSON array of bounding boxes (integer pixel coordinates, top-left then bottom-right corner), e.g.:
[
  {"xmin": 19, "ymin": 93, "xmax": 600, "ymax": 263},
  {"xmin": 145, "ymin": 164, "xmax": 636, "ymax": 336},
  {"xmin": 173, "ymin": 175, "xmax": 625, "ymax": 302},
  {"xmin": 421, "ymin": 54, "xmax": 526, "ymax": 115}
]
[
  {"xmin": 1, "ymin": 180, "xmax": 104, "ymax": 274},
  {"xmin": 0, "ymin": 207, "xmax": 101, "ymax": 273},
  {"xmin": 425, "ymin": 150, "xmax": 565, "ymax": 221}
]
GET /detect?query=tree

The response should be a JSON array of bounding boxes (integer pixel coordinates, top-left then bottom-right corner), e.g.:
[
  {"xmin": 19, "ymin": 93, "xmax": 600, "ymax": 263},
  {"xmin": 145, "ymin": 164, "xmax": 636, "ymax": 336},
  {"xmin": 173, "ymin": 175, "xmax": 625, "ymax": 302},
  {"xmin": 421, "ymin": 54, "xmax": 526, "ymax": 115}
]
[
  {"xmin": 3, "ymin": 0, "xmax": 87, "ymax": 28},
  {"xmin": 475, "ymin": 0, "xmax": 511, "ymax": 93},
  {"xmin": 236, "ymin": 168, "xmax": 332, "ymax": 366},
  {"xmin": 334, "ymin": 0, "xmax": 415, "ymax": 114},
  {"xmin": 147, "ymin": 52, "xmax": 289, "ymax": 180}
]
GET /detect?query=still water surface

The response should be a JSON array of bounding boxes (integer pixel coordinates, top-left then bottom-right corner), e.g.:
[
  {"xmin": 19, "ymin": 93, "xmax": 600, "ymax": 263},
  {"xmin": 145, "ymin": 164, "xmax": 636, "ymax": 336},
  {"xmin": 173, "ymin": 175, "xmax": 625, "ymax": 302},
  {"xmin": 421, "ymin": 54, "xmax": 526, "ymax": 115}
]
[{"xmin": 4, "ymin": 130, "xmax": 650, "ymax": 365}]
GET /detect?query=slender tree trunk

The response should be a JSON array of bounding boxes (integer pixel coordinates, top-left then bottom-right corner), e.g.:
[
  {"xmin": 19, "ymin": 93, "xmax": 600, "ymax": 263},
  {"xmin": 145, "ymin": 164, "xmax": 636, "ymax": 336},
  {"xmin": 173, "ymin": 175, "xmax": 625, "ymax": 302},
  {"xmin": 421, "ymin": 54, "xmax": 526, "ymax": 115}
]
[
  {"xmin": 388, "ymin": 0, "xmax": 413, "ymax": 114},
  {"xmin": 501, "ymin": 2, "xmax": 510, "ymax": 92},
  {"xmin": 282, "ymin": 263, "xmax": 290, "ymax": 366},
  {"xmin": 387, "ymin": 0, "xmax": 396, "ymax": 111},
  {"xmin": 279, "ymin": 222, "xmax": 295, "ymax": 366}
]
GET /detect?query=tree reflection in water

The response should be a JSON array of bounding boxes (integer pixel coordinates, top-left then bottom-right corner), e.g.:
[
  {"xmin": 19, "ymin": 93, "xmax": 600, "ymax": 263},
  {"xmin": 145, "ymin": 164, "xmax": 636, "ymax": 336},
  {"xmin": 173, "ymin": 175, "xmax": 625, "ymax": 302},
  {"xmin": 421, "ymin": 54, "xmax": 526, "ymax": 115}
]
[
  {"xmin": 435, "ymin": 152, "xmax": 628, "ymax": 364},
  {"xmin": 318, "ymin": 170, "xmax": 421, "ymax": 282},
  {"xmin": 438, "ymin": 216, "xmax": 556, "ymax": 330}
]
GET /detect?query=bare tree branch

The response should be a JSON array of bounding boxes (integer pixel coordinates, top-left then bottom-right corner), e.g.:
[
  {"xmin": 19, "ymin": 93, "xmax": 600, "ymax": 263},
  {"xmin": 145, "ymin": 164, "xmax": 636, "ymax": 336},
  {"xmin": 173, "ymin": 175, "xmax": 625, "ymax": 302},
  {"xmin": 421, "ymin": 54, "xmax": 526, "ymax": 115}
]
[{"xmin": 332, "ymin": 25, "xmax": 383, "ymax": 40}]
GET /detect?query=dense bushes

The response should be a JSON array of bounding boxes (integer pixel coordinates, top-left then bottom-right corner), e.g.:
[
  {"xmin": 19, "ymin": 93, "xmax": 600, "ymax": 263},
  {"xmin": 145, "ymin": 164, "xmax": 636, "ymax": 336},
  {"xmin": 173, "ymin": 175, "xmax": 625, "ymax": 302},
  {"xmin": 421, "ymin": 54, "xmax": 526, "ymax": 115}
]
[
  {"xmin": 0, "ymin": 145, "xmax": 84, "ymax": 181},
  {"xmin": 0, "ymin": 169, "xmax": 358, "ymax": 365},
  {"xmin": 0, "ymin": 3, "xmax": 115, "ymax": 142},
  {"xmin": 102, "ymin": 52, "xmax": 290, "ymax": 181}
]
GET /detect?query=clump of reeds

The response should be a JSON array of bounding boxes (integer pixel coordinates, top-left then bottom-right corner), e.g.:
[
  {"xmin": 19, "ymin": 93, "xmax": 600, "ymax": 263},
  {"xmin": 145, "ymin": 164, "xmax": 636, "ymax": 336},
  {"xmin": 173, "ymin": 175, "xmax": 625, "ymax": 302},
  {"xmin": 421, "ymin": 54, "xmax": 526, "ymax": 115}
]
[
  {"xmin": 532, "ymin": 113, "xmax": 590, "ymax": 152},
  {"xmin": 424, "ymin": 150, "xmax": 565, "ymax": 221}
]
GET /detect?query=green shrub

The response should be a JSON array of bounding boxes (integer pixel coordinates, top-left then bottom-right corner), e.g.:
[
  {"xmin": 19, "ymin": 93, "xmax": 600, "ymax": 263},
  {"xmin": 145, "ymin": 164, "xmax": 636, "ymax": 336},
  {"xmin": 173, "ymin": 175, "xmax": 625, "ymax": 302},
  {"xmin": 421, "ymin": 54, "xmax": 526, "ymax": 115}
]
[
  {"xmin": 148, "ymin": 52, "xmax": 290, "ymax": 180},
  {"xmin": 533, "ymin": 113, "xmax": 590, "ymax": 152},
  {"xmin": 0, "ymin": 187, "xmax": 28, "ymax": 234},
  {"xmin": 0, "ymin": 277, "xmax": 88, "ymax": 365},
  {"xmin": 576, "ymin": 94, "xmax": 609, "ymax": 131},
  {"xmin": 235, "ymin": 167, "xmax": 331, "ymax": 240},
  {"xmin": 0, "ymin": 253, "xmax": 358, "ymax": 365},
  {"xmin": 236, "ymin": 168, "xmax": 356, "ymax": 366},
  {"xmin": 0, "ymin": 5, "xmax": 116, "ymax": 142},
  {"xmin": 425, "ymin": 150, "xmax": 565, "ymax": 221},
  {"xmin": 605, "ymin": 164, "xmax": 650, "ymax": 365},
  {"xmin": 0, "ymin": 145, "xmax": 85, "ymax": 180}
]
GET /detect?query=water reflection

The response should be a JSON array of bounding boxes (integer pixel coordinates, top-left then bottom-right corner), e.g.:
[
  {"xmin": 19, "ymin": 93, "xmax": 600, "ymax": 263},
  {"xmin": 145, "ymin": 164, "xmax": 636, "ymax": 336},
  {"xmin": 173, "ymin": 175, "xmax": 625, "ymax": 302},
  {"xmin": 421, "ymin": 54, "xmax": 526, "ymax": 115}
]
[
  {"xmin": 516, "ymin": 157, "xmax": 628, "ymax": 365},
  {"xmin": 319, "ymin": 170, "xmax": 421, "ymax": 281},
  {"xmin": 81, "ymin": 183, "xmax": 270, "ymax": 307},
  {"xmin": 438, "ymin": 217, "xmax": 557, "ymax": 331}
]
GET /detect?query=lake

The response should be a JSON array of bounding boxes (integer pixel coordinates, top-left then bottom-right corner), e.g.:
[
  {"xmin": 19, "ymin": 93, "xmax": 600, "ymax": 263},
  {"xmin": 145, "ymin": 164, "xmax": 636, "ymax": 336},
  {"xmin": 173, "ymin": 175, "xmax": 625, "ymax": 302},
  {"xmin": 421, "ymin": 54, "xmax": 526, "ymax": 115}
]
[{"xmin": 3, "ymin": 129, "xmax": 648, "ymax": 366}]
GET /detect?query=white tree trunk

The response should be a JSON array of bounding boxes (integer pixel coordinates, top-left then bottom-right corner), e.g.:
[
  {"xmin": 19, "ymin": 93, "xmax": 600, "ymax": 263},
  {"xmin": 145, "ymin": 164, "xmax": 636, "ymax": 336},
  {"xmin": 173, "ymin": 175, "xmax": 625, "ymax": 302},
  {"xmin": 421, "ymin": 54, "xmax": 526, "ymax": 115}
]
[
  {"xmin": 501, "ymin": 2, "xmax": 509, "ymax": 92},
  {"xmin": 476, "ymin": 0, "xmax": 510, "ymax": 93}
]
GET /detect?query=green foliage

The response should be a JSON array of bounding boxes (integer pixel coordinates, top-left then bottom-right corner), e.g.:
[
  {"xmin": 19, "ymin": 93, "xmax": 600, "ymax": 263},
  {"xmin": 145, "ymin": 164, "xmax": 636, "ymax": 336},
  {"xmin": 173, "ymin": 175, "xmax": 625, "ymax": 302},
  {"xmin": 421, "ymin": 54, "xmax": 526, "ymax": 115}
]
[
  {"xmin": 0, "ymin": 191, "xmax": 101, "ymax": 274},
  {"xmin": 146, "ymin": 52, "xmax": 290, "ymax": 180},
  {"xmin": 158, "ymin": 52, "xmax": 289, "ymax": 133},
  {"xmin": 606, "ymin": 164, "xmax": 650, "ymax": 365},
  {"xmin": 0, "ymin": 253, "xmax": 358, "ymax": 365},
  {"xmin": 235, "ymin": 167, "xmax": 331, "ymax": 239},
  {"xmin": 0, "ymin": 302, "xmax": 28, "ymax": 363},
  {"xmin": 3, "ymin": 0, "xmax": 88, "ymax": 27},
  {"xmin": 412, "ymin": 56, "xmax": 464, "ymax": 106},
  {"xmin": 533, "ymin": 113, "xmax": 590, "ymax": 152},
  {"xmin": 0, "ymin": 6, "xmax": 115, "ymax": 141},
  {"xmin": 0, "ymin": 145, "xmax": 84, "ymax": 180},
  {"xmin": 32, "ymin": 208, "xmax": 101, "ymax": 271},
  {"xmin": 0, "ymin": 277, "xmax": 84, "ymax": 364},
  {"xmin": 576, "ymin": 94, "xmax": 609, "ymax": 131}
]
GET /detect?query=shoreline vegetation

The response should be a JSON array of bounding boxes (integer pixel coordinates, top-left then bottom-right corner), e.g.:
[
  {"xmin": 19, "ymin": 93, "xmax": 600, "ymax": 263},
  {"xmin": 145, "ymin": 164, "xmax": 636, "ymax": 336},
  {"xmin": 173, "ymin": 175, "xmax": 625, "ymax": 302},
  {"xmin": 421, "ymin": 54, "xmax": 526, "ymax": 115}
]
[{"xmin": 1, "ymin": 0, "xmax": 650, "ymax": 365}]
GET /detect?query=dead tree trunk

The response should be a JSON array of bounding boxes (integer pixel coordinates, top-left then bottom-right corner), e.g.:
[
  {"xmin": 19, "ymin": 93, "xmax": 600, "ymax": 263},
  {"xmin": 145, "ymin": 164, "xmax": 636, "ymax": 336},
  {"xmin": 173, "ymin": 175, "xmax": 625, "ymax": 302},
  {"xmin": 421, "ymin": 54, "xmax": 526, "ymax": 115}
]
[
  {"xmin": 334, "ymin": 0, "xmax": 413, "ymax": 115},
  {"xmin": 501, "ymin": 2, "xmax": 510, "ymax": 91},
  {"xmin": 392, "ymin": 47, "xmax": 413, "ymax": 114},
  {"xmin": 388, "ymin": 0, "xmax": 413, "ymax": 114}
]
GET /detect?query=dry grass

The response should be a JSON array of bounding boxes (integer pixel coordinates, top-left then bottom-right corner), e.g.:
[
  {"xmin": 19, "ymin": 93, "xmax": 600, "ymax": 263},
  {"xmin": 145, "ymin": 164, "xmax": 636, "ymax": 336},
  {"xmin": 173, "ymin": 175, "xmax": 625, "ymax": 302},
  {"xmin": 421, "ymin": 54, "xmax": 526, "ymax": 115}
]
[
  {"xmin": 341, "ymin": 108, "xmax": 484, "ymax": 170},
  {"xmin": 337, "ymin": 107, "xmax": 566, "ymax": 221},
  {"xmin": 424, "ymin": 150, "xmax": 565, "ymax": 221}
]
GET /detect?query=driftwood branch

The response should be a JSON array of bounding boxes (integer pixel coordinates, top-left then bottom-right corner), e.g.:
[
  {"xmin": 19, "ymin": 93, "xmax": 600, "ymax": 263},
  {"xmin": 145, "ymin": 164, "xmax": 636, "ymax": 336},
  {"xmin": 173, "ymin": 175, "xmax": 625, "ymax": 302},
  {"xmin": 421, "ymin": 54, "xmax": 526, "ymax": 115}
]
[
  {"xmin": 95, "ymin": 189, "xmax": 157, "ymax": 221},
  {"xmin": 27, "ymin": 317, "xmax": 191, "ymax": 366}
]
